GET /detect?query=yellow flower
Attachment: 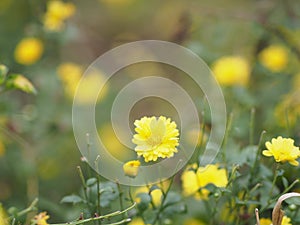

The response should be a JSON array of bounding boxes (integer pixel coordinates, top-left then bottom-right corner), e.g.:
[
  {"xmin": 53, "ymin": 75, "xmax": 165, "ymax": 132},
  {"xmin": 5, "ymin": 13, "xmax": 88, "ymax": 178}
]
[
  {"xmin": 181, "ymin": 164, "xmax": 228, "ymax": 199},
  {"xmin": 14, "ymin": 38, "xmax": 43, "ymax": 65},
  {"xmin": 183, "ymin": 218, "xmax": 206, "ymax": 225},
  {"xmin": 281, "ymin": 215, "xmax": 292, "ymax": 225},
  {"xmin": 128, "ymin": 218, "xmax": 145, "ymax": 225},
  {"xmin": 0, "ymin": 141, "xmax": 5, "ymax": 157},
  {"xmin": 212, "ymin": 56, "xmax": 250, "ymax": 86},
  {"xmin": 259, "ymin": 216, "xmax": 292, "ymax": 225},
  {"xmin": 123, "ymin": 160, "xmax": 140, "ymax": 178},
  {"xmin": 57, "ymin": 63, "xmax": 108, "ymax": 103},
  {"xmin": 263, "ymin": 136, "xmax": 300, "ymax": 166},
  {"xmin": 259, "ymin": 45, "xmax": 288, "ymax": 72},
  {"xmin": 44, "ymin": 0, "xmax": 75, "ymax": 31},
  {"xmin": 132, "ymin": 116, "xmax": 179, "ymax": 162},
  {"xmin": 11, "ymin": 75, "xmax": 37, "ymax": 94},
  {"xmin": 274, "ymin": 92, "xmax": 300, "ymax": 127},
  {"xmin": 134, "ymin": 186, "xmax": 163, "ymax": 208},
  {"xmin": 32, "ymin": 212, "xmax": 50, "ymax": 225},
  {"xmin": 0, "ymin": 204, "xmax": 8, "ymax": 225},
  {"xmin": 259, "ymin": 218, "xmax": 272, "ymax": 225}
]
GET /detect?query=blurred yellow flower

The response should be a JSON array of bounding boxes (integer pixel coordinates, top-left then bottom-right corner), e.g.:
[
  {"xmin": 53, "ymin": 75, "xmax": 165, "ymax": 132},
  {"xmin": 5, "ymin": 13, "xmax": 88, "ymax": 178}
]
[
  {"xmin": 100, "ymin": 0, "xmax": 134, "ymax": 6},
  {"xmin": 134, "ymin": 186, "xmax": 163, "ymax": 208},
  {"xmin": 132, "ymin": 116, "xmax": 179, "ymax": 162},
  {"xmin": 32, "ymin": 212, "xmax": 49, "ymax": 225},
  {"xmin": 259, "ymin": 45, "xmax": 288, "ymax": 72},
  {"xmin": 263, "ymin": 136, "xmax": 300, "ymax": 166},
  {"xmin": 259, "ymin": 216, "xmax": 292, "ymax": 225},
  {"xmin": 57, "ymin": 63, "xmax": 108, "ymax": 103},
  {"xmin": 11, "ymin": 75, "xmax": 37, "ymax": 94},
  {"xmin": 0, "ymin": 204, "xmax": 8, "ymax": 225},
  {"xmin": 274, "ymin": 92, "xmax": 300, "ymax": 127},
  {"xmin": 183, "ymin": 218, "xmax": 206, "ymax": 225},
  {"xmin": 0, "ymin": 141, "xmax": 5, "ymax": 157},
  {"xmin": 14, "ymin": 38, "xmax": 43, "ymax": 65},
  {"xmin": 181, "ymin": 164, "xmax": 228, "ymax": 199},
  {"xmin": 259, "ymin": 218, "xmax": 272, "ymax": 225},
  {"xmin": 281, "ymin": 215, "xmax": 292, "ymax": 225},
  {"xmin": 128, "ymin": 218, "xmax": 145, "ymax": 225},
  {"xmin": 44, "ymin": 0, "xmax": 75, "ymax": 31},
  {"xmin": 123, "ymin": 160, "xmax": 140, "ymax": 178},
  {"xmin": 212, "ymin": 56, "xmax": 250, "ymax": 86}
]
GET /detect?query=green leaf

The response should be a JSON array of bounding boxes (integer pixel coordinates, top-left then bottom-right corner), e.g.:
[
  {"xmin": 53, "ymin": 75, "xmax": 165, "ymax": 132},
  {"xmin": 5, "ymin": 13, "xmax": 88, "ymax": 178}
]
[
  {"xmin": 60, "ymin": 195, "xmax": 83, "ymax": 204},
  {"xmin": 163, "ymin": 192, "xmax": 181, "ymax": 207},
  {"xmin": 99, "ymin": 182, "xmax": 119, "ymax": 207},
  {"xmin": 136, "ymin": 193, "xmax": 151, "ymax": 212},
  {"xmin": 6, "ymin": 74, "xmax": 37, "ymax": 94},
  {"xmin": 86, "ymin": 178, "xmax": 97, "ymax": 187}
]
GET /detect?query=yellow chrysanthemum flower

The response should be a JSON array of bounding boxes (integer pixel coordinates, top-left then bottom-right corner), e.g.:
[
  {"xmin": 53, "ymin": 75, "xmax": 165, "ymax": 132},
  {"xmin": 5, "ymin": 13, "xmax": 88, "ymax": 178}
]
[
  {"xmin": 0, "ymin": 204, "xmax": 8, "ymax": 225},
  {"xmin": 212, "ymin": 56, "xmax": 250, "ymax": 86},
  {"xmin": 44, "ymin": 0, "xmax": 75, "ymax": 31},
  {"xmin": 134, "ymin": 186, "xmax": 163, "ymax": 208},
  {"xmin": 181, "ymin": 164, "xmax": 228, "ymax": 199},
  {"xmin": 259, "ymin": 45, "xmax": 288, "ymax": 72},
  {"xmin": 183, "ymin": 218, "xmax": 206, "ymax": 225},
  {"xmin": 123, "ymin": 160, "xmax": 140, "ymax": 178},
  {"xmin": 132, "ymin": 116, "xmax": 179, "ymax": 162},
  {"xmin": 14, "ymin": 38, "xmax": 43, "ymax": 65},
  {"xmin": 263, "ymin": 136, "xmax": 300, "ymax": 166},
  {"xmin": 32, "ymin": 212, "xmax": 50, "ymax": 225},
  {"xmin": 281, "ymin": 215, "xmax": 292, "ymax": 225}
]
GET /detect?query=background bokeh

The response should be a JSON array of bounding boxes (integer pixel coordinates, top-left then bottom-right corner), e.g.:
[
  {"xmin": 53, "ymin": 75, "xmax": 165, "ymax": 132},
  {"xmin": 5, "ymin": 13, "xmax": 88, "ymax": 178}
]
[{"xmin": 0, "ymin": 0, "xmax": 300, "ymax": 224}]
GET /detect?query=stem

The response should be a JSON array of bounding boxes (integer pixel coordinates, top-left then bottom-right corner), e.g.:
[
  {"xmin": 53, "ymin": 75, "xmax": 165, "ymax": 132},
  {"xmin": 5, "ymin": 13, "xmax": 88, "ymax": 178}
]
[
  {"xmin": 255, "ymin": 208, "xmax": 260, "ymax": 225},
  {"xmin": 77, "ymin": 166, "xmax": 92, "ymax": 216},
  {"xmin": 9, "ymin": 198, "xmax": 39, "ymax": 219},
  {"xmin": 94, "ymin": 155, "xmax": 101, "ymax": 224},
  {"xmin": 116, "ymin": 181, "xmax": 124, "ymax": 219},
  {"xmin": 222, "ymin": 112, "xmax": 234, "ymax": 163},
  {"xmin": 249, "ymin": 108, "xmax": 255, "ymax": 145},
  {"xmin": 50, "ymin": 203, "xmax": 136, "ymax": 225},
  {"xmin": 269, "ymin": 164, "xmax": 280, "ymax": 201}
]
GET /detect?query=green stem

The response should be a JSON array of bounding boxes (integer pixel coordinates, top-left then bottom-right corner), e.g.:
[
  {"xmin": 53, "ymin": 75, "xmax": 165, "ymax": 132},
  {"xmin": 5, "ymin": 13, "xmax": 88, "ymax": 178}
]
[
  {"xmin": 94, "ymin": 155, "xmax": 101, "ymax": 224},
  {"xmin": 222, "ymin": 112, "xmax": 234, "ymax": 163},
  {"xmin": 116, "ymin": 181, "xmax": 124, "ymax": 219},
  {"xmin": 9, "ymin": 198, "xmax": 39, "ymax": 219},
  {"xmin": 50, "ymin": 203, "xmax": 136, "ymax": 225},
  {"xmin": 249, "ymin": 108, "xmax": 255, "ymax": 146},
  {"xmin": 77, "ymin": 166, "xmax": 92, "ymax": 216}
]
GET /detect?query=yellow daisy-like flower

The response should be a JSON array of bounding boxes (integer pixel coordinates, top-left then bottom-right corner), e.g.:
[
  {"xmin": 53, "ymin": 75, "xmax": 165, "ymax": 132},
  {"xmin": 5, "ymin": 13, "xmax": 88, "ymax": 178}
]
[
  {"xmin": 263, "ymin": 136, "xmax": 300, "ymax": 166},
  {"xmin": 259, "ymin": 216, "xmax": 292, "ymax": 225},
  {"xmin": 128, "ymin": 218, "xmax": 146, "ymax": 225},
  {"xmin": 32, "ymin": 212, "xmax": 50, "ymax": 225},
  {"xmin": 181, "ymin": 164, "xmax": 228, "ymax": 199},
  {"xmin": 14, "ymin": 38, "xmax": 43, "ymax": 65},
  {"xmin": 212, "ymin": 56, "xmax": 250, "ymax": 86},
  {"xmin": 134, "ymin": 186, "xmax": 163, "ymax": 208},
  {"xmin": 44, "ymin": 0, "xmax": 75, "ymax": 31},
  {"xmin": 123, "ymin": 160, "xmax": 140, "ymax": 178},
  {"xmin": 259, "ymin": 45, "xmax": 288, "ymax": 72},
  {"xmin": 132, "ymin": 116, "xmax": 179, "ymax": 162},
  {"xmin": 281, "ymin": 215, "xmax": 292, "ymax": 225},
  {"xmin": 0, "ymin": 204, "xmax": 8, "ymax": 225}
]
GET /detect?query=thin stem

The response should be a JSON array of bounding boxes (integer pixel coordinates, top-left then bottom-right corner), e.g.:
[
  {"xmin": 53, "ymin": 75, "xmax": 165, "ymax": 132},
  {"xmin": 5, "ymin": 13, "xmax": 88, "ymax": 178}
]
[
  {"xmin": 269, "ymin": 164, "xmax": 280, "ymax": 201},
  {"xmin": 50, "ymin": 203, "xmax": 136, "ymax": 225},
  {"xmin": 116, "ymin": 181, "xmax": 124, "ymax": 219},
  {"xmin": 8, "ymin": 198, "xmax": 39, "ymax": 219},
  {"xmin": 255, "ymin": 208, "xmax": 260, "ymax": 225},
  {"xmin": 249, "ymin": 108, "xmax": 256, "ymax": 145},
  {"xmin": 77, "ymin": 166, "xmax": 93, "ymax": 216},
  {"xmin": 222, "ymin": 112, "xmax": 234, "ymax": 163},
  {"xmin": 94, "ymin": 155, "xmax": 101, "ymax": 224}
]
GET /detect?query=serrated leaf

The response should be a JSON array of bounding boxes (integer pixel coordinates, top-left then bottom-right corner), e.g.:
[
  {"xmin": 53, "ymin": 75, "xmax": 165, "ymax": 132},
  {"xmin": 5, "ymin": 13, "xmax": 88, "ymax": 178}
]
[{"xmin": 60, "ymin": 195, "xmax": 83, "ymax": 204}]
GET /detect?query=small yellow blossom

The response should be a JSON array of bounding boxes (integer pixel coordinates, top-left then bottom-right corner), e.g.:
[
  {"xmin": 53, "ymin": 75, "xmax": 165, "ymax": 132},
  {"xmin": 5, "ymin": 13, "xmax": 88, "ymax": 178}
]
[
  {"xmin": 128, "ymin": 218, "xmax": 145, "ymax": 225},
  {"xmin": 212, "ymin": 56, "xmax": 250, "ymax": 86},
  {"xmin": 259, "ymin": 216, "xmax": 292, "ymax": 225},
  {"xmin": 14, "ymin": 38, "xmax": 43, "ymax": 65},
  {"xmin": 134, "ymin": 186, "xmax": 163, "ymax": 208},
  {"xmin": 11, "ymin": 75, "xmax": 37, "ymax": 94},
  {"xmin": 132, "ymin": 116, "xmax": 179, "ymax": 162},
  {"xmin": 181, "ymin": 164, "xmax": 228, "ymax": 199},
  {"xmin": 259, "ymin": 45, "xmax": 288, "ymax": 72},
  {"xmin": 183, "ymin": 218, "xmax": 206, "ymax": 225},
  {"xmin": 259, "ymin": 218, "xmax": 272, "ymax": 225},
  {"xmin": 44, "ymin": 0, "xmax": 75, "ymax": 31},
  {"xmin": 123, "ymin": 160, "xmax": 140, "ymax": 178},
  {"xmin": 32, "ymin": 212, "xmax": 50, "ymax": 225},
  {"xmin": 263, "ymin": 136, "xmax": 300, "ymax": 166},
  {"xmin": 281, "ymin": 215, "xmax": 292, "ymax": 225}
]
